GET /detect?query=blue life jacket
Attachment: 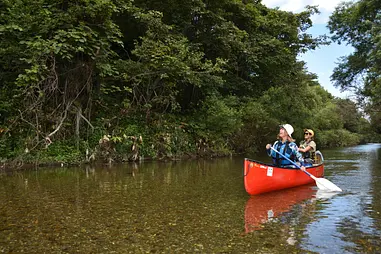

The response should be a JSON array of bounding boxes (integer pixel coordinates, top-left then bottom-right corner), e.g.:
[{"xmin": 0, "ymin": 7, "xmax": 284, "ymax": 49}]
[{"xmin": 271, "ymin": 140, "xmax": 296, "ymax": 166}]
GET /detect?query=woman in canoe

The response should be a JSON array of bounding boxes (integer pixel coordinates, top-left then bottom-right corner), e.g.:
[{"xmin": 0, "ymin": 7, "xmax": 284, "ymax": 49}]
[
  {"xmin": 265, "ymin": 124, "xmax": 306, "ymax": 169},
  {"xmin": 298, "ymin": 129, "xmax": 316, "ymax": 166}
]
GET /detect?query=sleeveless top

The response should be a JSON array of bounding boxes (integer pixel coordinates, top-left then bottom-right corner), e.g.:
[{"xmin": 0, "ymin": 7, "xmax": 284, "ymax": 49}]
[{"xmin": 299, "ymin": 140, "xmax": 316, "ymax": 160}]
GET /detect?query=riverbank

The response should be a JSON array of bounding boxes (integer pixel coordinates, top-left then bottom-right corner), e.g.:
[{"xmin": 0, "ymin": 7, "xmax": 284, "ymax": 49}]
[
  {"xmin": 0, "ymin": 148, "xmax": 232, "ymax": 171},
  {"xmin": 1, "ymin": 122, "xmax": 375, "ymax": 172}
]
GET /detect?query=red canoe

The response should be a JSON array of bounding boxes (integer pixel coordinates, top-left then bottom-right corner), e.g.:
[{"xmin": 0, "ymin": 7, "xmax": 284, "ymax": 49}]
[{"xmin": 244, "ymin": 156, "xmax": 324, "ymax": 195}]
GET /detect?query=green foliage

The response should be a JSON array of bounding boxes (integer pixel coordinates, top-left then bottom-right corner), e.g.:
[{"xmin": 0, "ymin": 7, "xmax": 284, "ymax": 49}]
[
  {"xmin": 231, "ymin": 101, "xmax": 278, "ymax": 153},
  {"xmin": 119, "ymin": 29, "xmax": 226, "ymax": 114},
  {"xmin": 0, "ymin": 0, "xmax": 370, "ymax": 165},
  {"xmin": 0, "ymin": 132, "xmax": 26, "ymax": 160},
  {"xmin": 23, "ymin": 140, "xmax": 83, "ymax": 164},
  {"xmin": 334, "ymin": 98, "xmax": 362, "ymax": 132},
  {"xmin": 313, "ymin": 102, "xmax": 344, "ymax": 130},
  {"xmin": 149, "ymin": 119, "xmax": 197, "ymax": 159},
  {"xmin": 318, "ymin": 129, "xmax": 361, "ymax": 148},
  {"xmin": 258, "ymin": 83, "xmax": 310, "ymax": 124},
  {"xmin": 131, "ymin": 0, "xmax": 327, "ymax": 98},
  {"xmin": 328, "ymin": 0, "xmax": 381, "ymax": 134},
  {"xmin": 196, "ymin": 95, "xmax": 242, "ymax": 138},
  {"xmin": 0, "ymin": 0, "xmax": 131, "ymax": 157}
]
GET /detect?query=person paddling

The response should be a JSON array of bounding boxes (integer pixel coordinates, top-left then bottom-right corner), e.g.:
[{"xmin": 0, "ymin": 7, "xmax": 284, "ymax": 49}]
[{"xmin": 265, "ymin": 124, "xmax": 306, "ymax": 170}]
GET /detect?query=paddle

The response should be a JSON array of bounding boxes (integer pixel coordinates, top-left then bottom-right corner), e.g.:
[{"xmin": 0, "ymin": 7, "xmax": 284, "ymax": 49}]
[{"xmin": 270, "ymin": 147, "xmax": 342, "ymax": 192}]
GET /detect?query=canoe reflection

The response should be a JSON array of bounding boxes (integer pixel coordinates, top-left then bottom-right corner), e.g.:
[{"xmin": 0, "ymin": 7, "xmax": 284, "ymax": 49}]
[{"xmin": 244, "ymin": 185, "xmax": 317, "ymax": 233}]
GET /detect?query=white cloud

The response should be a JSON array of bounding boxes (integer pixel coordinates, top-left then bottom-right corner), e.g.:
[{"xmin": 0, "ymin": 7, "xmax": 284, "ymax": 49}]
[{"xmin": 261, "ymin": 0, "xmax": 344, "ymax": 24}]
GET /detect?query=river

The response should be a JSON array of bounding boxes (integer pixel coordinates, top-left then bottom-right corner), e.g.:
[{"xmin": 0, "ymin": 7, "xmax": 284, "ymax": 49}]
[{"xmin": 1, "ymin": 144, "xmax": 380, "ymax": 253}]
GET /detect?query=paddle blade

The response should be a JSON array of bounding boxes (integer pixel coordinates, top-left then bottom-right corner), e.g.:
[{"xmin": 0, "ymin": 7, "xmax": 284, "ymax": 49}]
[
  {"xmin": 315, "ymin": 178, "xmax": 342, "ymax": 192},
  {"xmin": 315, "ymin": 189, "xmax": 339, "ymax": 199}
]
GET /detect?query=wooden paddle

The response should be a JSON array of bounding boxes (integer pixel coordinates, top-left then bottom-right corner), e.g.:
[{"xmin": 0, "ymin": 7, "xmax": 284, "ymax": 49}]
[{"xmin": 270, "ymin": 147, "xmax": 342, "ymax": 192}]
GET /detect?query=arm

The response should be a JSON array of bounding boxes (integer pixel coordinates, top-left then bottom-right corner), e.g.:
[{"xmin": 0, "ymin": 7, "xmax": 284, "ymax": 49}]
[
  {"xmin": 290, "ymin": 143, "xmax": 304, "ymax": 163},
  {"xmin": 266, "ymin": 144, "xmax": 271, "ymax": 156},
  {"xmin": 294, "ymin": 146, "xmax": 307, "ymax": 171},
  {"xmin": 298, "ymin": 145, "xmax": 312, "ymax": 153},
  {"xmin": 266, "ymin": 141, "xmax": 278, "ymax": 157}
]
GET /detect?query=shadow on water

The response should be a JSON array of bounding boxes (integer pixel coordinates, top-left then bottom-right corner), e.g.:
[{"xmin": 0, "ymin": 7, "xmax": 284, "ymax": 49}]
[{"xmin": 0, "ymin": 144, "xmax": 381, "ymax": 253}]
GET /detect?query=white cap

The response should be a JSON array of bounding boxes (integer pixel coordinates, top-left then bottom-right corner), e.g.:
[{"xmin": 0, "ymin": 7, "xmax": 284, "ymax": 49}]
[{"xmin": 280, "ymin": 124, "xmax": 294, "ymax": 137}]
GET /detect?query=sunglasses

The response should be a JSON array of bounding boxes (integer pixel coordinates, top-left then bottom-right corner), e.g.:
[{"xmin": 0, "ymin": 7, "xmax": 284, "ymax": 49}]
[{"xmin": 304, "ymin": 133, "xmax": 310, "ymax": 135}]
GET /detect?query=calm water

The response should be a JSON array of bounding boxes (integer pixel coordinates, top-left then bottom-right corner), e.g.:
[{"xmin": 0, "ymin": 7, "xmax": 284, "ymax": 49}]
[{"xmin": 1, "ymin": 144, "xmax": 381, "ymax": 253}]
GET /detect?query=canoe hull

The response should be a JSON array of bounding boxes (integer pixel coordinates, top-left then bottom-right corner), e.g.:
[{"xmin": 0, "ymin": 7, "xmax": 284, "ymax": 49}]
[{"xmin": 244, "ymin": 158, "xmax": 324, "ymax": 195}]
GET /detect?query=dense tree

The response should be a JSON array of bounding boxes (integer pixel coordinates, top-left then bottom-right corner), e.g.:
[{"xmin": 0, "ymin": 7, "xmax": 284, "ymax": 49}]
[
  {"xmin": 328, "ymin": 0, "xmax": 381, "ymax": 119},
  {"xmin": 334, "ymin": 98, "xmax": 362, "ymax": 133},
  {"xmin": 0, "ymin": 0, "xmax": 369, "ymax": 164},
  {"xmin": 131, "ymin": 0, "xmax": 327, "ymax": 97}
]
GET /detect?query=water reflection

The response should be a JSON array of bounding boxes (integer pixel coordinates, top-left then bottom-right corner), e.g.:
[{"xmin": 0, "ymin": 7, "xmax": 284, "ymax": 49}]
[{"xmin": 244, "ymin": 185, "xmax": 317, "ymax": 233}]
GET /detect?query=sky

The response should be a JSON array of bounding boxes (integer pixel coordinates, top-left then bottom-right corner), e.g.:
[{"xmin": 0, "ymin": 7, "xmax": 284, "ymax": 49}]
[{"xmin": 261, "ymin": 0, "xmax": 354, "ymax": 98}]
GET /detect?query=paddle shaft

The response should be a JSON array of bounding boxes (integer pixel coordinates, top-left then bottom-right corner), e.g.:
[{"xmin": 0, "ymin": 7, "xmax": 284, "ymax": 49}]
[{"xmin": 270, "ymin": 147, "xmax": 315, "ymax": 179}]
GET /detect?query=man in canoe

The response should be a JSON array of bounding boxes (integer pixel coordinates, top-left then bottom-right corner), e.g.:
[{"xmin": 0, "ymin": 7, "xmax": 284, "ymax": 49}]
[{"xmin": 265, "ymin": 124, "xmax": 306, "ymax": 170}]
